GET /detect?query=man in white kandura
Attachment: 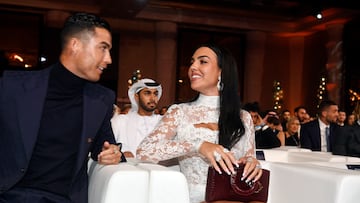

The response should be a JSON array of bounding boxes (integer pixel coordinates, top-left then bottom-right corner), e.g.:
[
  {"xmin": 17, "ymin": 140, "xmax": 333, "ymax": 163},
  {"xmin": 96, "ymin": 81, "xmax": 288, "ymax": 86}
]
[{"xmin": 111, "ymin": 78, "xmax": 162, "ymax": 158}]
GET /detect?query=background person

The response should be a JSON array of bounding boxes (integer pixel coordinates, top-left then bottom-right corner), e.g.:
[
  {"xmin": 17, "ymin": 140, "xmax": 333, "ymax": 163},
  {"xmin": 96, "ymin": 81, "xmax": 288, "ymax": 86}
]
[
  {"xmin": 280, "ymin": 109, "xmax": 291, "ymax": 131},
  {"xmin": 255, "ymin": 114, "xmax": 284, "ymax": 149},
  {"xmin": 111, "ymin": 78, "xmax": 162, "ymax": 158},
  {"xmin": 300, "ymin": 100, "xmax": 339, "ymax": 152},
  {"xmin": 294, "ymin": 106, "xmax": 308, "ymax": 124},
  {"xmin": 284, "ymin": 117, "xmax": 301, "ymax": 147},
  {"xmin": 333, "ymin": 102, "xmax": 360, "ymax": 157},
  {"xmin": 337, "ymin": 110, "xmax": 346, "ymax": 126}
]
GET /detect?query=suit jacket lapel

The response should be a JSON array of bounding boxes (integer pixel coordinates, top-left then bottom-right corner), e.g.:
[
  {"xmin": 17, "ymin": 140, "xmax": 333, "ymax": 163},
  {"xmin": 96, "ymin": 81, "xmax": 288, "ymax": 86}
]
[
  {"xmin": 314, "ymin": 121, "xmax": 321, "ymax": 148},
  {"xmin": 16, "ymin": 69, "xmax": 50, "ymax": 160},
  {"xmin": 73, "ymin": 83, "xmax": 108, "ymax": 176}
]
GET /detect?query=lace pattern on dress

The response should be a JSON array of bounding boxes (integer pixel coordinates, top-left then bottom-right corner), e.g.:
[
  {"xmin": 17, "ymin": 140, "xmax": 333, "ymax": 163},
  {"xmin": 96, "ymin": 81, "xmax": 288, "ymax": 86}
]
[{"xmin": 137, "ymin": 94, "xmax": 255, "ymax": 203}]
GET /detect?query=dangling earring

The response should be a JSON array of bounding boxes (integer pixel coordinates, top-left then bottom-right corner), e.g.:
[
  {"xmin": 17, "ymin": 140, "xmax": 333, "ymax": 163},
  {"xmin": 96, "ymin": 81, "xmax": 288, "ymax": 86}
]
[{"xmin": 217, "ymin": 75, "xmax": 223, "ymax": 91}]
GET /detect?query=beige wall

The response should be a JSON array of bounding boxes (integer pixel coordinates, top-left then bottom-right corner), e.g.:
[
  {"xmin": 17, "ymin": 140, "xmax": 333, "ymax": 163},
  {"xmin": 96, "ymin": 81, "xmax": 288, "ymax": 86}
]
[
  {"xmin": 0, "ymin": 10, "xmax": 344, "ymax": 114},
  {"xmin": 113, "ymin": 24, "xmax": 332, "ymax": 115}
]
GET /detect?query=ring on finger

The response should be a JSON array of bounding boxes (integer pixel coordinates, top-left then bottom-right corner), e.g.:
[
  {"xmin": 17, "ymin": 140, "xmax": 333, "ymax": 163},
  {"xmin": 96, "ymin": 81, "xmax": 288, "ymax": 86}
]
[
  {"xmin": 256, "ymin": 164, "xmax": 262, "ymax": 169},
  {"xmin": 246, "ymin": 156, "xmax": 253, "ymax": 163},
  {"xmin": 223, "ymin": 148, "xmax": 230, "ymax": 153},
  {"xmin": 213, "ymin": 151, "xmax": 222, "ymax": 162}
]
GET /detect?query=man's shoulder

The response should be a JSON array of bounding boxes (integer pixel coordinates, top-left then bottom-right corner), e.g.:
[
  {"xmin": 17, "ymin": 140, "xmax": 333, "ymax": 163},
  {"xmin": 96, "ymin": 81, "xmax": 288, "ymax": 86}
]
[
  {"xmin": 111, "ymin": 113, "xmax": 129, "ymax": 122},
  {"xmin": 302, "ymin": 119, "xmax": 318, "ymax": 128},
  {"xmin": 300, "ymin": 120, "xmax": 319, "ymax": 136},
  {"xmin": 3, "ymin": 66, "xmax": 51, "ymax": 80},
  {"xmin": 1, "ymin": 67, "xmax": 52, "ymax": 90}
]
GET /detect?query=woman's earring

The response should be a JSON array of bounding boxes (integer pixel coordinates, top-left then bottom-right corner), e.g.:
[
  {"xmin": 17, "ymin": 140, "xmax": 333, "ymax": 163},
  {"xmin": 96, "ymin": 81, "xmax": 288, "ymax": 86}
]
[{"xmin": 217, "ymin": 75, "xmax": 223, "ymax": 91}]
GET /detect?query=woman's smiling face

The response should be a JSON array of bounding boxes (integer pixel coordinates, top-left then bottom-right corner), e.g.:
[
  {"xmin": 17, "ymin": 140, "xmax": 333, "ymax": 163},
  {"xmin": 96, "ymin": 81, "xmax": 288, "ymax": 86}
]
[{"xmin": 188, "ymin": 47, "xmax": 221, "ymax": 96}]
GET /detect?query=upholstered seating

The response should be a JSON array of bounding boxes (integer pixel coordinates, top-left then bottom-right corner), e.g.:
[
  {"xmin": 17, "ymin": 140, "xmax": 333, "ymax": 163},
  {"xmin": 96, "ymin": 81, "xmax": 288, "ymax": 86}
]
[
  {"xmin": 88, "ymin": 149, "xmax": 360, "ymax": 203},
  {"xmin": 258, "ymin": 147, "xmax": 360, "ymax": 203},
  {"xmin": 88, "ymin": 160, "xmax": 150, "ymax": 203},
  {"xmin": 88, "ymin": 159, "xmax": 189, "ymax": 203},
  {"xmin": 137, "ymin": 163, "xmax": 190, "ymax": 203}
]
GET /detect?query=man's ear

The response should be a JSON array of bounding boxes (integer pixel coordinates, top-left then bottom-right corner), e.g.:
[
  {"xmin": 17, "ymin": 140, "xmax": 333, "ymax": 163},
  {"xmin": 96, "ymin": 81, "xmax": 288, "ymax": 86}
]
[
  {"xmin": 69, "ymin": 37, "xmax": 81, "ymax": 53},
  {"xmin": 321, "ymin": 110, "xmax": 327, "ymax": 118}
]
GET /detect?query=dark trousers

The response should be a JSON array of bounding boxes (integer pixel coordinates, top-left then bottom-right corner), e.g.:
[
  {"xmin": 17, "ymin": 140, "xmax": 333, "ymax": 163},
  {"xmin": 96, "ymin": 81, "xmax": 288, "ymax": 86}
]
[{"xmin": 0, "ymin": 187, "xmax": 71, "ymax": 203}]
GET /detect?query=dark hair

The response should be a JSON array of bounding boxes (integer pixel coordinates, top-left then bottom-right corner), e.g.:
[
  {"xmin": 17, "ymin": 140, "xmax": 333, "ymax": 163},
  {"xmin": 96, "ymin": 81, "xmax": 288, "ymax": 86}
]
[
  {"xmin": 197, "ymin": 43, "xmax": 245, "ymax": 149},
  {"xmin": 60, "ymin": 12, "xmax": 111, "ymax": 49},
  {"xmin": 242, "ymin": 102, "xmax": 260, "ymax": 113},
  {"xmin": 294, "ymin": 106, "xmax": 306, "ymax": 113},
  {"xmin": 318, "ymin": 100, "xmax": 337, "ymax": 114},
  {"xmin": 266, "ymin": 116, "xmax": 280, "ymax": 126}
]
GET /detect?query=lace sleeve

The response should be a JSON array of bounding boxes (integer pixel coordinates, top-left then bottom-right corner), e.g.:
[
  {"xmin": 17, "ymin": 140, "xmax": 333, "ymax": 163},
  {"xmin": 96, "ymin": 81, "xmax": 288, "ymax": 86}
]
[
  {"xmin": 231, "ymin": 110, "xmax": 255, "ymax": 159},
  {"xmin": 136, "ymin": 104, "xmax": 201, "ymax": 162}
]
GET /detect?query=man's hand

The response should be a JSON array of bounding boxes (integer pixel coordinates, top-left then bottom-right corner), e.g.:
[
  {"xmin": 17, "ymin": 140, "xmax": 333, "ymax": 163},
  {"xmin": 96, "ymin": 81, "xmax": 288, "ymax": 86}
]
[{"xmin": 97, "ymin": 141, "xmax": 122, "ymax": 165}]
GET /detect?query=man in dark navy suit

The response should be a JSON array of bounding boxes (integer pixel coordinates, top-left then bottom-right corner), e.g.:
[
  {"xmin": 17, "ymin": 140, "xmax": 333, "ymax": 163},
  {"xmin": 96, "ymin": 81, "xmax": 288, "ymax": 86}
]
[
  {"xmin": 333, "ymin": 102, "xmax": 360, "ymax": 157},
  {"xmin": 300, "ymin": 100, "xmax": 339, "ymax": 152},
  {"xmin": 0, "ymin": 13, "xmax": 123, "ymax": 203}
]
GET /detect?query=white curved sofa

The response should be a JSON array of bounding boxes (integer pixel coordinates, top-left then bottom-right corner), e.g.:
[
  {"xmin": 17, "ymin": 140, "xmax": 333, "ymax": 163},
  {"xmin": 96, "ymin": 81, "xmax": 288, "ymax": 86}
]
[
  {"xmin": 88, "ymin": 148, "xmax": 360, "ymax": 203},
  {"xmin": 258, "ymin": 147, "xmax": 360, "ymax": 203},
  {"xmin": 88, "ymin": 159, "xmax": 190, "ymax": 203}
]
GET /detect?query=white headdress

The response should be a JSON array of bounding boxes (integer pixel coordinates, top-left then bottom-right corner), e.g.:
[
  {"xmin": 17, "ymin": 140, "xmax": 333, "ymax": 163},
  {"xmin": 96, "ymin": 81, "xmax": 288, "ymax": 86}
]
[{"xmin": 128, "ymin": 78, "xmax": 162, "ymax": 112}]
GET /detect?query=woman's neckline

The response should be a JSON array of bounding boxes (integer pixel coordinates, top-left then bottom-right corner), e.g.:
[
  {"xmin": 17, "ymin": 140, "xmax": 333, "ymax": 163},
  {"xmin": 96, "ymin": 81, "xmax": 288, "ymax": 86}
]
[{"xmin": 194, "ymin": 94, "xmax": 220, "ymax": 108}]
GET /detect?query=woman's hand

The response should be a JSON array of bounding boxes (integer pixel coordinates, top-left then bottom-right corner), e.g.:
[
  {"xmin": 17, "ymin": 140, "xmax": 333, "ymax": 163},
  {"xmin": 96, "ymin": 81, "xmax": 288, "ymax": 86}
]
[
  {"xmin": 198, "ymin": 141, "xmax": 238, "ymax": 175},
  {"xmin": 238, "ymin": 156, "xmax": 263, "ymax": 183}
]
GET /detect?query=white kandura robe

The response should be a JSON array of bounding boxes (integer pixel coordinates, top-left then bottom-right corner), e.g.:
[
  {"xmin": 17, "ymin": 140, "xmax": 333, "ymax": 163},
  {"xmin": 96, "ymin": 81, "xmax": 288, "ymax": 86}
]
[{"xmin": 111, "ymin": 110, "xmax": 162, "ymax": 156}]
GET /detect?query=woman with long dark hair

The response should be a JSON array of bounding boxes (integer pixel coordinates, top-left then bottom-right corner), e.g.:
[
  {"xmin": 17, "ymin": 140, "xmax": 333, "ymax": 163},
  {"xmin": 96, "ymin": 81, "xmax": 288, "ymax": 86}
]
[{"xmin": 137, "ymin": 43, "xmax": 263, "ymax": 203}]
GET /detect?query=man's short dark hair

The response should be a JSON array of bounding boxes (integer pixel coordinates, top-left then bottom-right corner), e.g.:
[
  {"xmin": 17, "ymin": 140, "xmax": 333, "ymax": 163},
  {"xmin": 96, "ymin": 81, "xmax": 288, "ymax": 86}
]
[
  {"xmin": 267, "ymin": 116, "xmax": 280, "ymax": 126},
  {"xmin": 318, "ymin": 100, "xmax": 337, "ymax": 114},
  {"xmin": 60, "ymin": 12, "xmax": 111, "ymax": 49},
  {"xmin": 294, "ymin": 106, "xmax": 306, "ymax": 113}
]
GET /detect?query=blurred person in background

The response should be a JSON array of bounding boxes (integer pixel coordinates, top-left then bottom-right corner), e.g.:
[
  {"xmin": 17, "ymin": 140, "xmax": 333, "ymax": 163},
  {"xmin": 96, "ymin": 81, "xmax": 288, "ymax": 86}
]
[
  {"xmin": 300, "ymin": 100, "xmax": 339, "ymax": 152},
  {"xmin": 337, "ymin": 110, "xmax": 346, "ymax": 126},
  {"xmin": 255, "ymin": 111, "xmax": 284, "ymax": 149},
  {"xmin": 294, "ymin": 106, "xmax": 308, "ymax": 124},
  {"xmin": 333, "ymin": 102, "xmax": 360, "ymax": 157},
  {"xmin": 280, "ymin": 109, "xmax": 291, "ymax": 131},
  {"xmin": 284, "ymin": 117, "xmax": 301, "ymax": 147}
]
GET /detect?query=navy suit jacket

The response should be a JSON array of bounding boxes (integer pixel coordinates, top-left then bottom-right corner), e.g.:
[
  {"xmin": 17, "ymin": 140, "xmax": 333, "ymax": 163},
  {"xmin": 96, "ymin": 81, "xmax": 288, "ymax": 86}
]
[
  {"xmin": 300, "ymin": 119, "xmax": 338, "ymax": 151},
  {"xmin": 0, "ymin": 64, "xmax": 116, "ymax": 202},
  {"xmin": 333, "ymin": 122, "xmax": 360, "ymax": 157}
]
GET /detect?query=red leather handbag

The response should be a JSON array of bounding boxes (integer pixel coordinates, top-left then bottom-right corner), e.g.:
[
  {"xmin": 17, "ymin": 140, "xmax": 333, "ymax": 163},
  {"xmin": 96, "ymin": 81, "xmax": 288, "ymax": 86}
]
[{"xmin": 205, "ymin": 164, "xmax": 270, "ymax": 202}]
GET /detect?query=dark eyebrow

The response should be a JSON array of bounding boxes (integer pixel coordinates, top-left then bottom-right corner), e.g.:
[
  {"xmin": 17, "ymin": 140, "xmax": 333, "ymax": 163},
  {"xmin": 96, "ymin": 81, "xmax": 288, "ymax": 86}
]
[
  {"xmin": 142, "ymin": 89, "xmax": 158, "ymax": 94},
  {"xmin": 191, "ymin": 55, "xmax": 210, "ymax": 61},
  {"xmin": 100, "ymin": 41, "xmax": 112, "ymax": 49},
  {"xmin": 197, "ymin": 55, "xmax": 210, "ymax": 60}
]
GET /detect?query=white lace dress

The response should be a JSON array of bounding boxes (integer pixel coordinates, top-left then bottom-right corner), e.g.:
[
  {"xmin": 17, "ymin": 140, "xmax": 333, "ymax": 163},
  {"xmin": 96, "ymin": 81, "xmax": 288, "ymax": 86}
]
[{"xmin": 137, "ymin": 94, "xmax": 255, "ymax": 203}]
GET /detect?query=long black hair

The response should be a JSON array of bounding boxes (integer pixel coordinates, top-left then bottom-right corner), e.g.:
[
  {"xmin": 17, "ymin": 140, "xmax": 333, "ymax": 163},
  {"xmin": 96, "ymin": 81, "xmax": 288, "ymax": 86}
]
[{"xmin": 197, "ymin": 43, "xmax": 245, "ymax": 149}]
